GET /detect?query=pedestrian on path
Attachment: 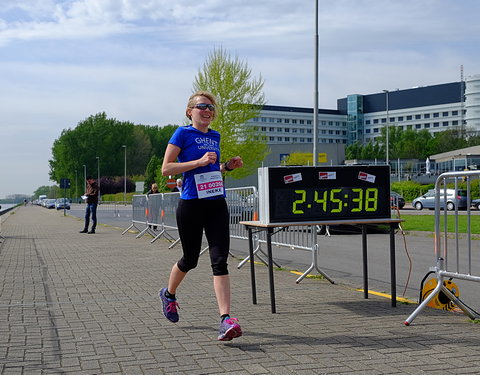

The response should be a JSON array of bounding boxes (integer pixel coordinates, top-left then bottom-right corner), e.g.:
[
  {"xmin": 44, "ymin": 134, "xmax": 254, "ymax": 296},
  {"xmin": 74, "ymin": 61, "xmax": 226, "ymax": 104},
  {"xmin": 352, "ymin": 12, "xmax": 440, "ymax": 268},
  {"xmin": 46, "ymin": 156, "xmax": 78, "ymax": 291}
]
[
  {"xmin": 159, "ymin": 90, "xmax": 244, "ymax": 341},
  {"xmin": 79, "ymin": 176, "xmax": 98, "ymax": 234}
]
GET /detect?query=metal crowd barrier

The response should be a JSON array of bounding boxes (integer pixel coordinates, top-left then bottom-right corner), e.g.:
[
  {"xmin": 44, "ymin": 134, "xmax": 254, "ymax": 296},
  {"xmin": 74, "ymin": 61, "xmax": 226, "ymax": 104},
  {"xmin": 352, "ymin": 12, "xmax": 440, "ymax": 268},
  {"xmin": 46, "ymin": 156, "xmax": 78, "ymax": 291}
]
[
  {"xmin": 122, "ymin": 187, "xmax": 259, "ymax": 248},
  {"xmin": 405, "ymin": 170, "xmax": 480, "ymax": 325}
]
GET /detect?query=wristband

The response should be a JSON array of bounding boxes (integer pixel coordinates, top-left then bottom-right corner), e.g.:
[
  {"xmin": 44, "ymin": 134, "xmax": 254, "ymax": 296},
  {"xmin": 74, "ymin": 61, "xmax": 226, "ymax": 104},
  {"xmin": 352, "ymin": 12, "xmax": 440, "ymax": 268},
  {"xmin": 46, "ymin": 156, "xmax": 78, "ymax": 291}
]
[{"xmin": 224, "ymin": 161, "xmax": 233, "ymax": 171}]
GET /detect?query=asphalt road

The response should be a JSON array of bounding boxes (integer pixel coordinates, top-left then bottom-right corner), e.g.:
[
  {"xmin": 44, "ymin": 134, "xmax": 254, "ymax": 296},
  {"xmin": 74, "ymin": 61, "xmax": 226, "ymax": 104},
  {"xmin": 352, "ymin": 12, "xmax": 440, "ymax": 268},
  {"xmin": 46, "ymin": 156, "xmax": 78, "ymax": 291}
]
[{"xmin": 65, "ymin": 203, "xmax": 480, "ymax": 312}]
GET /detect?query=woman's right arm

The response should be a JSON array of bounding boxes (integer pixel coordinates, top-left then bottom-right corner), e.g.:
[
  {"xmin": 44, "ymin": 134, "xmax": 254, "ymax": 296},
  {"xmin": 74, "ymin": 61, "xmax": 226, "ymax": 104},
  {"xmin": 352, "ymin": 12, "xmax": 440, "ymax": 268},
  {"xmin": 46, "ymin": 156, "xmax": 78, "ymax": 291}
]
[{"xmin": 161, "ymin": 144, "xmax": 217, "ymax": 176}]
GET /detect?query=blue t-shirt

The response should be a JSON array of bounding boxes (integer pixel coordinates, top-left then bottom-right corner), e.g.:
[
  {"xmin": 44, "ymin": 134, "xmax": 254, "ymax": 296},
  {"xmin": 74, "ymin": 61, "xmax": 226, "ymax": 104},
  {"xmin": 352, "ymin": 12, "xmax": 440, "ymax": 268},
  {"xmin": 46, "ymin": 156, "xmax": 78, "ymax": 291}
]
[{"xmin": 168, "ymin": 125, "xmax": 225, "ymax": 200}]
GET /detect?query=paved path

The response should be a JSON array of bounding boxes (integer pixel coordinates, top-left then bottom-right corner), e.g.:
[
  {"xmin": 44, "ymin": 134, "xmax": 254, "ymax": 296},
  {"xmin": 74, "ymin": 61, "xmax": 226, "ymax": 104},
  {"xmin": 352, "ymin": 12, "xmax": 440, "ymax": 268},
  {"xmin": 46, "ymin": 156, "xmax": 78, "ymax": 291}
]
[{"xmin": 1, "ymin": 206, "xmax": 480, "ymax": 374}]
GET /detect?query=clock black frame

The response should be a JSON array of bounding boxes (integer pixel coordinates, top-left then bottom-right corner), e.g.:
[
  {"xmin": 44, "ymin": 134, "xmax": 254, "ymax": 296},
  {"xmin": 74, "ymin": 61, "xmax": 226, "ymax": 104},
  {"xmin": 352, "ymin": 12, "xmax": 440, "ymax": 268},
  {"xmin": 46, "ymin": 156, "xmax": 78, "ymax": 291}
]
[{"xmin": 258, "ymin": 165, "xmax": 391, "ymax": 223}]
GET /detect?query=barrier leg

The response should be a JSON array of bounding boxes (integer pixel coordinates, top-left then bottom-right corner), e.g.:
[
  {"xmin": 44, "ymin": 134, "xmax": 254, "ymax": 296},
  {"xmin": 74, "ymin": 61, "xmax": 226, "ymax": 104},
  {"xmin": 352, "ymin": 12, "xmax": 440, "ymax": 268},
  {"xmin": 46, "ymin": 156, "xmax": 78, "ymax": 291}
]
[
  {"xmin": 404, "ymin": 276, "xmax": 444, "ymax": 325},
  {"xmin": 136, "ymin": 225, "xmax": 155, "ymax": 239},
  {"xmin": 122, "ymin": 222, "xmax": 141, "ymax": 235},
  {"xmin": 296, "ymin": 229, "xmax": 334, "ymax": 284},
  {"xmin": 296, "ymin": 243, "xmax": 334, "ymax": 284},
  {"xmin": 237, "ymin": 235, "xmax": 280, "ymax": 269},
  {"xmin": 440, "ymin": 283, "xmax": 479, "ymax": 320}
]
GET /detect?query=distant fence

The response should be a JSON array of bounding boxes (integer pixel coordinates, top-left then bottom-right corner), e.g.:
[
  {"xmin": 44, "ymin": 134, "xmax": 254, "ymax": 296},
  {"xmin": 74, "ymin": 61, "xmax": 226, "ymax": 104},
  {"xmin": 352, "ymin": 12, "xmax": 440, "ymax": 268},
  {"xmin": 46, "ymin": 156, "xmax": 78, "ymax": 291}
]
[{"xmin": 405, "ymin": 170, "xmax": 480, "ymax": 325}]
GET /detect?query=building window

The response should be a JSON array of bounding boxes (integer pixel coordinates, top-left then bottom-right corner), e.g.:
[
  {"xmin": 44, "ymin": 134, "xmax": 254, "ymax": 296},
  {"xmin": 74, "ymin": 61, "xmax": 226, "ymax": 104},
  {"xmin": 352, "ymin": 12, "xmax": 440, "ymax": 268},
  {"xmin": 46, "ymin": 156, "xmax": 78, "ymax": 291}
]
[
  {"xmin": 452, "ymin": 111, "xmax": 458, "ymax": 116},
  {"xmin": 261, "ymin": 127, "xmax": 267, "ymax": 131},
  {"xmin": 285, "ymin": 128, "xmax": 290, "ymax": 133},
  {"xmin": 292, "ymin": 119, "xmax": 297, "ymax": 124},
  {"xmin": 452, "ymin": 120, "xmax": 458, "ymax": 125},
  {"xmin": 398, "ymin": 116, "xmax": 403, "ymax": 122},
  {"xmin": 277, "ymin": 128, "xmax": 282, "ymax": 132},
  {"xmin": 299, "ymin": 120, "xmax": 304, "ymax": 124},
  {"xmin": 292, "ymin": 128, "xmax": 297, "ymax": 133},
  {"xmin": 321, "ymin": 129, "xmax": 326, "ymax": 134},
  {"xmin": 306, "ymin": 120, "xmax": 312, "ymax": 125},
  {"xmin": 253, "ymin": 118, "xmax": 259, "ymax": 122},
  {"xmin": 443, "ymin": 112, "xmax": 449, "ymax": 117},
  {"xmin": 415, "ymin": 124, "xmax": 421, "ymax": 129},
  {"xmin": 321, "ymin": 120, "xmax": 327, "ymax": 125},
  {"xmin": 424, "ymin": 123, "xmax": 430, "ymax": 128},
  {"xmin": 365, "ymin": 120, "xmax": 371, "ymax": 125},
  {"xmin": 276, "ymin": 118, "xmax": 282, "ymax": 123},
  {"xmin": 373, "ymin": 128, "xmax": 379, "ymax": 133},
  {"xmin": 407, "ymin": 115, "xmax": 413, "ymax": 120},
  {"xmin": 373, "ymin": 119, "xmax": 379, "ymax": 124},
  {"xmin": 307, "ymin": 138, "xmax": 312, "ymax": 142},
  {"xmin": 424, "ymin": 114, "xmax": 430, "ymax": 119},
  {"xmin": 299, "ymin": 129, "xmax": 305, "ymax": 133},
  {"xmin": 433, "ymin": 113, "xmax": 439, "ymax": 118},
  {"xmin": 443, "ymin": 121, "xmax": 448, "ymax": 126},
  {"xmin": 328, "ymin": 121, "xmax": 333, "ymax": 126},
  {"xmin": 285, "ymin": 137, "xmax": 290, "ymax": 142},
  {"xmin": 285, "ymin": 119, "xmax": 290, "ymax": 124},
  {"xmin": 381, "ymin": 118, "xmax": 386, "ymax": 123},
  {"xmin": 269, "ymin": 136, "xmax": 274, "ymax": 141},
  {"xmin": 433, "ymin": 122, "xmax": 439, "ymax": 127},
  {"xmin": 269, "ymin": 127, "xmax": 274, "ymax": 131},
  {"xmin": 261, "ymin": 117, "xmax": 267, "ymax": 122},
  {"xmin": 277, "ymin": 137, "xmax": 283, "ymax": 141},
  {"xmin": 328, "ymin": 130, "xmax": 333, "ymax": 134},
  {"xmin": 307, "ymin": 129, "xmax": 312, "ymax": 134},
  {"xmin": 299, "ymin": 138, "xmax": 305, "ymax": 142},
  {"xmin": 415, "ymin": 114, "xmax": 421, "ymax": 119}
]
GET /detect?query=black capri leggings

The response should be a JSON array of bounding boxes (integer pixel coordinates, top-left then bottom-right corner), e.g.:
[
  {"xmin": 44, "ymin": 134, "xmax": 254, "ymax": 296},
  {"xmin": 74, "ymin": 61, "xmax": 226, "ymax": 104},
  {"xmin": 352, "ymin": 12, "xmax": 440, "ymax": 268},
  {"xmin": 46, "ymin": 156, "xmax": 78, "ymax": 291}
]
[{"xmin": 176, "ymin": 197, "xmax": 230, "ymax": 276}]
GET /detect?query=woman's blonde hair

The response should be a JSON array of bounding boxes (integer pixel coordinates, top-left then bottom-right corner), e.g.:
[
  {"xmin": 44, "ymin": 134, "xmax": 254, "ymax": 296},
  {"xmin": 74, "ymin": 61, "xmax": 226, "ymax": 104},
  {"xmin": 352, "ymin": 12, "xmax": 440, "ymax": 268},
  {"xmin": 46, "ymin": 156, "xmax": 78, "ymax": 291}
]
[
  {"xmin": 186, "ymin": 90, "xmax": 217, "ymax": 120},
  {"xmin": 151, "ymin": 183, "xmax": 158, "ymax": 190}
]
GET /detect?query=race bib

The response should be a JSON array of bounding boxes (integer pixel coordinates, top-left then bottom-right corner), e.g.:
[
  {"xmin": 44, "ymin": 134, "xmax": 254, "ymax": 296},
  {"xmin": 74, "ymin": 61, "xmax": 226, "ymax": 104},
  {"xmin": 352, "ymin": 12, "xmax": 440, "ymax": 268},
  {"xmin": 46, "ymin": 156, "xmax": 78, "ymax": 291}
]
[{"xmin": 194, "ymin": 171, "xmax": 224, "ymax": 199}]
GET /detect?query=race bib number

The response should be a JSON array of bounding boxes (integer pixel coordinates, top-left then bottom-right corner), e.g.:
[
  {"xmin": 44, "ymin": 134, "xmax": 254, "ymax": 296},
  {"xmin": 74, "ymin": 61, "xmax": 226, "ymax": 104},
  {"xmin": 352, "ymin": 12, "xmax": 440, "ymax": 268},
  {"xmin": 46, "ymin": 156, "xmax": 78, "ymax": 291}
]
[{"xmin": 194, "ymin": 171, "xmax": 224, "ymax": 199}]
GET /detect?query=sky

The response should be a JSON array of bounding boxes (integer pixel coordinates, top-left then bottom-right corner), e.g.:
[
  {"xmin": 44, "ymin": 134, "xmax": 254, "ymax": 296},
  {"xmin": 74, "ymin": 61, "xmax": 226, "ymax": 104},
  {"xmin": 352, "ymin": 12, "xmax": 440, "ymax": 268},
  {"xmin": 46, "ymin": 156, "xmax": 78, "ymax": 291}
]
[{"xmin": 1, "ymin": 0, "xmax": 480, "ymax": 199}]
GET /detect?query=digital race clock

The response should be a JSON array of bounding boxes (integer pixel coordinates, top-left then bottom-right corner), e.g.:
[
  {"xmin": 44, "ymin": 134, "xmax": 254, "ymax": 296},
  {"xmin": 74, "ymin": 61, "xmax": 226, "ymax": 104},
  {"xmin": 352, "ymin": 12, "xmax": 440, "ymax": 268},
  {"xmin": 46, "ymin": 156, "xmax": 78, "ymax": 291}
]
[{"xmin": 258, "ymin": 165, "xmax": 391, "ymax": 223}]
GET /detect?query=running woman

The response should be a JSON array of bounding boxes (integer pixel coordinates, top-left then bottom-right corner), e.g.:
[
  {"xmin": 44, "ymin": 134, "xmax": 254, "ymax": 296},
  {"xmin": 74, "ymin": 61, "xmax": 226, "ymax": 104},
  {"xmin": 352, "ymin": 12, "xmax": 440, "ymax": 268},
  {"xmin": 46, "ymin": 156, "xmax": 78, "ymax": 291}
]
[{"xmin": 159, "ymin": 90, "xmax": 243, "ymax": 341}]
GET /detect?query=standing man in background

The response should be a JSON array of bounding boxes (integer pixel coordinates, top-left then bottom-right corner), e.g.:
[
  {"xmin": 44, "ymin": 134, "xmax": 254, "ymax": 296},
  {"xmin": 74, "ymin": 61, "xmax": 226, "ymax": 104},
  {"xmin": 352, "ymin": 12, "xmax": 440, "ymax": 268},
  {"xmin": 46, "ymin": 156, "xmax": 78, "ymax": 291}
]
[
  {"xmin": 171, "ymin": 178, "xmax": 183, "ymax": 192},
  {"xmin": 80, "ymin": 176, "xmax": 99, "ymax": 234}
]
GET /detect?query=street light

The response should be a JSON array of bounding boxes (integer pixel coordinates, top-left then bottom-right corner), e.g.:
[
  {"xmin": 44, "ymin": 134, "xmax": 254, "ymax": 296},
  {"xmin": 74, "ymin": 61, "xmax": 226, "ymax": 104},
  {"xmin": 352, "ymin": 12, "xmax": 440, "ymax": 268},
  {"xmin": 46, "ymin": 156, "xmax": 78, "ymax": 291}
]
[
  {"xmin": 383, "ymin": 90, "xmax": 390, "ymax": 166},
  {"xmin": 312, "ymin": 0, "xmax": 319, "ymax": 166},
  {"xmin": 96, "ymin": 156, "xmax": 100, "ymax": 200},
  {"xmin": 75, "ymin": 169, "xmax": 78, "ymax": 201},
  {"xmin": 83, "ymin": 164, "xmax": 87, "ymax": 194},
  {"xmin": 122, "ymin": 145, "xmax": 127, "ymax": 204}
]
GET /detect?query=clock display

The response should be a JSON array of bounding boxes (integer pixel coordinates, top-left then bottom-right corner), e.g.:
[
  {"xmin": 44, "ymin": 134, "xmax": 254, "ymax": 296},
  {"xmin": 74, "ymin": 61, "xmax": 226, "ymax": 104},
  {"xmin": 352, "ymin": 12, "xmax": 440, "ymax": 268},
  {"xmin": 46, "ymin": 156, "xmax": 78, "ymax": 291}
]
[{"xmin": 258, "ymin": 165, "xmax": 391, "ymax": 223}]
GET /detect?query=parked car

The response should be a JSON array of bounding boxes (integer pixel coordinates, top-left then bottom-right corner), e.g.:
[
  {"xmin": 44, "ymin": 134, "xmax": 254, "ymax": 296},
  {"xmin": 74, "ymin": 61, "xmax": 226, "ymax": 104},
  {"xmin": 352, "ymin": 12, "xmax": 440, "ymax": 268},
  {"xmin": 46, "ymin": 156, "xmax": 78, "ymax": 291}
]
[
  {"xmin": 55, "ymin": 198, "xmax": 71, "ymax": 210},
  {"xmin": 44, "ymin": 199, "xmax": 57, "ymax": 209},
  {"xmin": 471, "ymin": 198, "xmax": 480, "ymax": 210},
  {"xmin": 412, "ymin": 189, "xmax": 468, "ymax": 211},
  {"xmin": 390, "ymin": 191, "xmax": 405, "ymax": 209}
]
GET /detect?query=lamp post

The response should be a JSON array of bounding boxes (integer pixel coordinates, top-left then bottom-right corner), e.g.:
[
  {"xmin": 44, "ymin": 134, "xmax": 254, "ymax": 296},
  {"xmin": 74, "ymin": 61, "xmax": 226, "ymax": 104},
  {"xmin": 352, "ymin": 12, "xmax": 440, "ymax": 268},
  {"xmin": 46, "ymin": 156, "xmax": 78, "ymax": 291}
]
[
  {"xmin": 75, "ymin": 169, "xmax": 78, "ymax": 201},
  {"xmin": 96, "ymin": 156, "xmax": 100, "ymax": 201},
  {"xmin": 83, "ymin": 164, "xmax": 87, "ymax": 194},
  {"xmin": 312, "ymin": 0, "xmax": 319, "ymax": 166},
  {"xmin": 383, "ymin": 90, "xmax": 390, "ymax": 166},
  {"xmin": 122, "ymin": 145, "xmax": 127, "ymax": 204}
]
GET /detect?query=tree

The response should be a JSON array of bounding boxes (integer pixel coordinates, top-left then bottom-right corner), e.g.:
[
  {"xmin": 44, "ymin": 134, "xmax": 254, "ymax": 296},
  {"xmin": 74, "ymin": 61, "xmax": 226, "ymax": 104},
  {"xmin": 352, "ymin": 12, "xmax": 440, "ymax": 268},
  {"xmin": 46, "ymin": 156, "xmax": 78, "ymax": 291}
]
[
  {"xmin": 193, "ymin": 47, "xmax": 269, "ymax": 179},
  {"xmin": 144, "ymin": 155, "xmax": 163, "ymax": 193},
  {"xmin": 49, "ymin": 113, "xmax": 137, "ymax": 194}
]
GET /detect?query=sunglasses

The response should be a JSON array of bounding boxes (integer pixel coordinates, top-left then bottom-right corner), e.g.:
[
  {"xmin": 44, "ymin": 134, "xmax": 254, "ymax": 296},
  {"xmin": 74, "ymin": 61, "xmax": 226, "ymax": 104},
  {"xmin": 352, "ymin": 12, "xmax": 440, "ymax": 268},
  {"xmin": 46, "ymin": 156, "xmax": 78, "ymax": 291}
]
[{"xmin": 193, "ymin": 103, "xmax": 215, "ymax": 111}]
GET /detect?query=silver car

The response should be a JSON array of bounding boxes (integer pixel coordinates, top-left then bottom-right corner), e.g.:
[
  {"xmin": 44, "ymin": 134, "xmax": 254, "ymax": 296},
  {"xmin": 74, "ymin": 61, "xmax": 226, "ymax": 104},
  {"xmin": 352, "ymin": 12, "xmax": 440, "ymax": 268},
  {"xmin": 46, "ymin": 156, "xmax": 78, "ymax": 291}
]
[{"xmin": 412, "ymin": 189, "xmax": 468, "ymax": 211}]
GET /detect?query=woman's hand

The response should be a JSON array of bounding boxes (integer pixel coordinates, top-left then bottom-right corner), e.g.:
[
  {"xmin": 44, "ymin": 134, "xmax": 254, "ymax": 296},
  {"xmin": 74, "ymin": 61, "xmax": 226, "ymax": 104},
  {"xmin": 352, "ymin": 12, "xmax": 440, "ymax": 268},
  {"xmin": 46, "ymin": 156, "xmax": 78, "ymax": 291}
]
[
  {"xmin": 226, "ymin": 156, "xmax": 243, "ymax": 170},
  {"xmin": 199, "ymin": 152, "xmax": 218, "ymax": 167}
]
